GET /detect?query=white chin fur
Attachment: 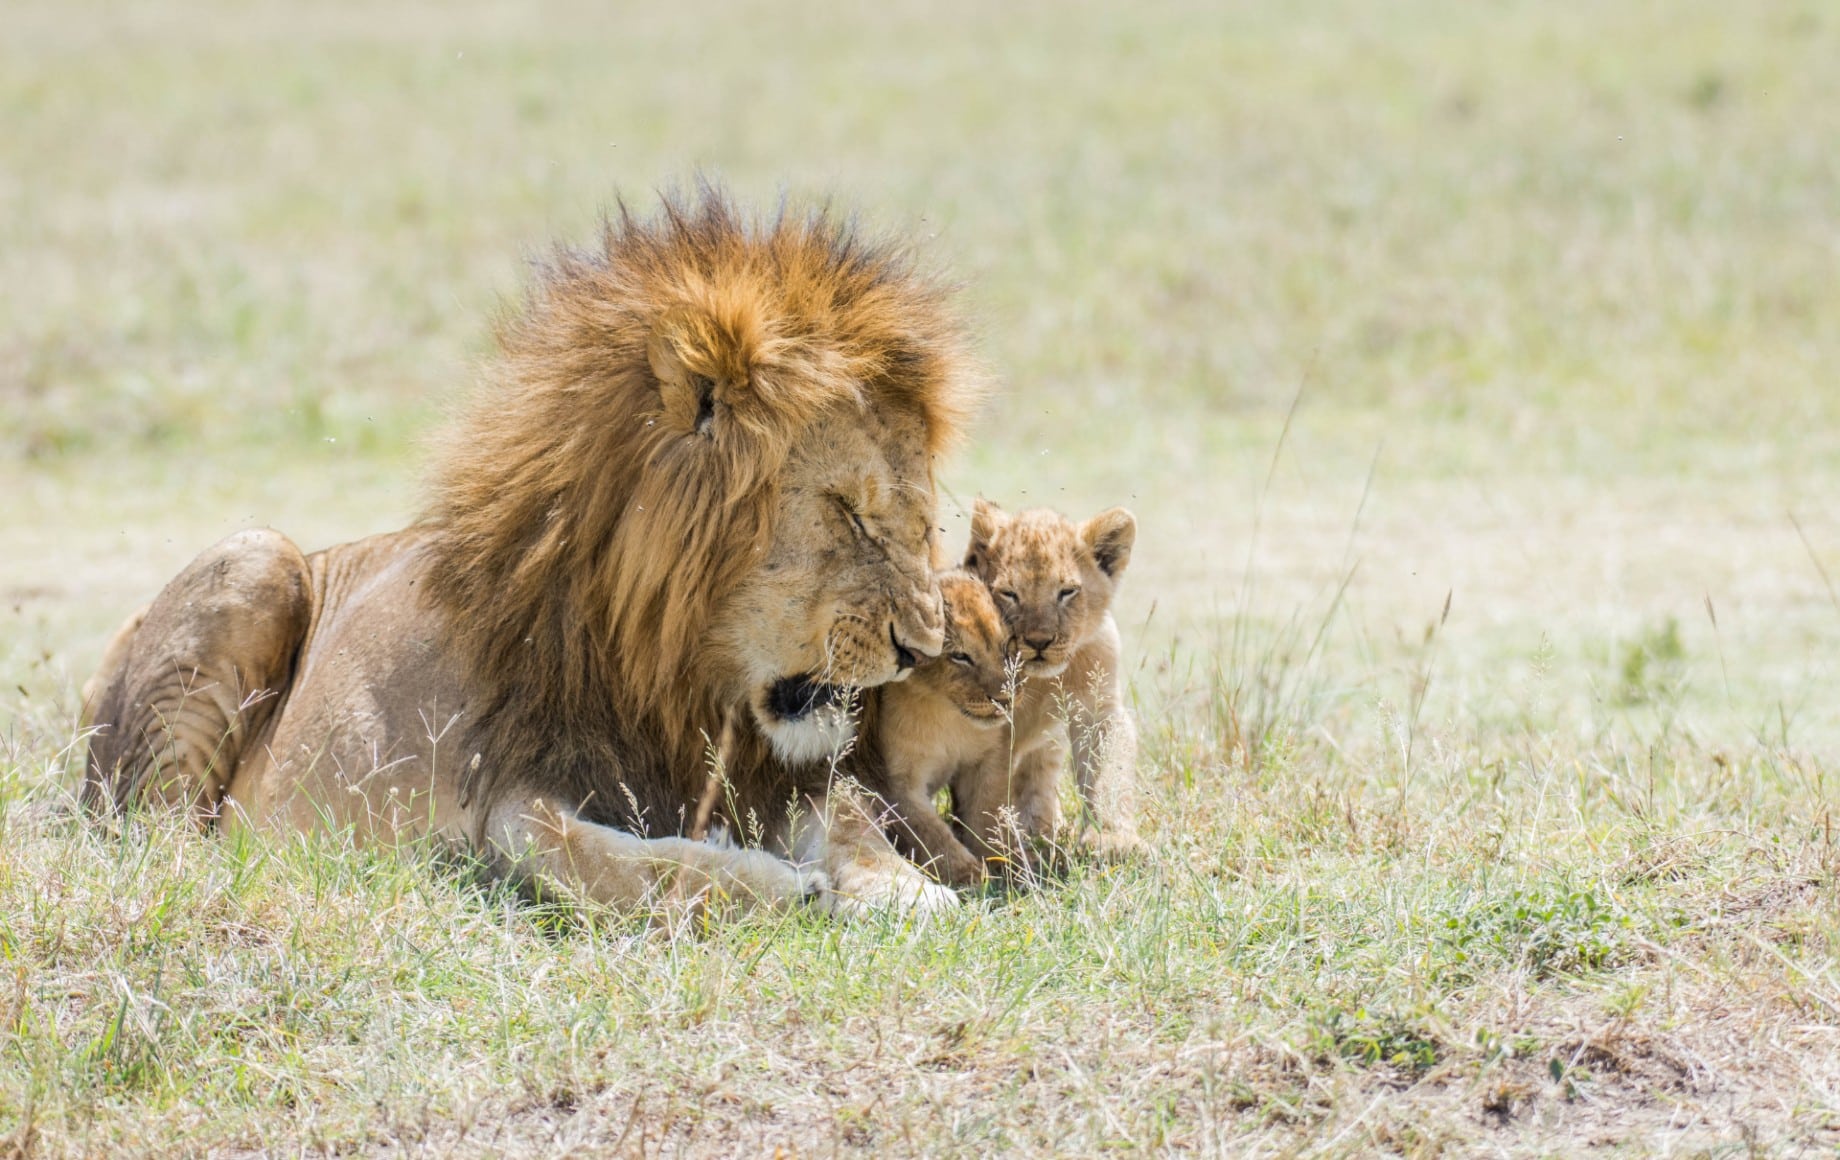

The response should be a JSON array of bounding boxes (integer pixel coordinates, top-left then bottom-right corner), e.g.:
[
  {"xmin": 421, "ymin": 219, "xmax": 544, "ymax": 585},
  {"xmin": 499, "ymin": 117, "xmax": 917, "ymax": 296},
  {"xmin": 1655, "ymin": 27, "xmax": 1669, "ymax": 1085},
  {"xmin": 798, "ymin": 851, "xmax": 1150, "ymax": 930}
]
[
  {"xmin": 760, "ymin": 704, "xmax": 859, "ymax": 765},
  {"xmin": 1027, "ymin": 660, "xmax": 1070, "ymax": 679}
]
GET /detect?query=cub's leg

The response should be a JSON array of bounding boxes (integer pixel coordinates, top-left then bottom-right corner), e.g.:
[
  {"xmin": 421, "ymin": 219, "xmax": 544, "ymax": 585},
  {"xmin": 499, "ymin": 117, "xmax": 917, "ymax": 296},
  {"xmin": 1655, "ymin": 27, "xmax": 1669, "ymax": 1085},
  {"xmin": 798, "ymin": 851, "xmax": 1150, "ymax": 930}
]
[
  {"xmin": 883, "ymin": 772, "xmax": 987, "ymax": 887},
  {"xmin": 82, "ymin": 529, "xmax": 312, "ymax": 822},
  {"xmin": 951, "ymin": 740, "xmax": 1063, "ymax": 875},
  {"xmin": 1069, "ymin": 705, "xmax": 1142, "ymax": 858},
  {"xmin": 1064, "ymin": 633, "xmax": 1144, "ymax": 859},
  {"xmin": 781, "ymin": 785, "xmax": 960, "ymax": 917},
  {"xmin": 484, "ymin": 794, "xmax": 828, "ymax": 916}
]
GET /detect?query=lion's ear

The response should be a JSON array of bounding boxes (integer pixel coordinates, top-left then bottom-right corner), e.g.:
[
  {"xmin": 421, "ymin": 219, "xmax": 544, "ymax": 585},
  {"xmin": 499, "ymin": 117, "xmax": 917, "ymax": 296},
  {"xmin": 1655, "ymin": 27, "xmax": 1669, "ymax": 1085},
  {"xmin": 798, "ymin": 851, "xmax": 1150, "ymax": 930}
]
[
  {"xmin": 647, "ymin": 326, "xmax": 719, "ymax": 440},
  {"xmin": 1081, "ymin": 507, "xmax": 1136, "ymax": 578},
  {"xmin": 965, "ymin": 498, "xmax": 1004, "ymax": 573}
]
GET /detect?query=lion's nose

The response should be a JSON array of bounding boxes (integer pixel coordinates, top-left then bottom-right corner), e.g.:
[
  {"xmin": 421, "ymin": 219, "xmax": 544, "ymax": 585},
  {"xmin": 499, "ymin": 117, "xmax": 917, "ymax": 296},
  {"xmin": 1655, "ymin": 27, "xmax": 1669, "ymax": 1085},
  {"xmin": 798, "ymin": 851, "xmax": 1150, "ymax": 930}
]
[
  {"xmin": 915, "ymin": 587, "xmax": 945, "ymax": 638},
  {"xmin": 890, "ymin": 586, "xmax": 945, "ymax": 666},
  {"xmin": 1023, "ymin": 633, "xmax": 1055, "ymax": 655},
  {"xmin": 890, "ymin": 624, "xmax": 920, "ymax": 672}
]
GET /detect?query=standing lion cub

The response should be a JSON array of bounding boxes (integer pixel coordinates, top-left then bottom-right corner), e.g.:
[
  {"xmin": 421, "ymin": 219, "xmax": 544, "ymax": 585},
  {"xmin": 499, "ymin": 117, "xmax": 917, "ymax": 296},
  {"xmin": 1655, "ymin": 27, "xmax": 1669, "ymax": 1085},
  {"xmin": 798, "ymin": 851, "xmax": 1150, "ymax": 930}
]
[{"xmin": 952, "ymin": 499, "xmax": 1142, "ymax": 867}]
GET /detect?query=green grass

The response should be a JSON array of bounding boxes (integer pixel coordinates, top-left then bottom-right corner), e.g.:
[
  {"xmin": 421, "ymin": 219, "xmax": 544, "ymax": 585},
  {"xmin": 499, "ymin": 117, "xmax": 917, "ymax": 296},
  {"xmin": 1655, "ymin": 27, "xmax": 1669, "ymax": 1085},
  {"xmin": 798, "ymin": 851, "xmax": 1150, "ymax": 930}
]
[{"xmin": 6, "ymin": 0, "xmax": 1840, "ymax": 1153}]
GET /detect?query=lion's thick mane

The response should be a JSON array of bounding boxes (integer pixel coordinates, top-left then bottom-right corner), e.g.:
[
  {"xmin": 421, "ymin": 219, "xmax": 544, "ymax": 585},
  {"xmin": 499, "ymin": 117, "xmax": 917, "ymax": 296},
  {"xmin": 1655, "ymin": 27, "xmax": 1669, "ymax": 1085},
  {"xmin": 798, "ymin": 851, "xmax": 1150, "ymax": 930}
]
[{"xmin": 419, "ymin": 189, "xmax": 976, "ymax": 833}]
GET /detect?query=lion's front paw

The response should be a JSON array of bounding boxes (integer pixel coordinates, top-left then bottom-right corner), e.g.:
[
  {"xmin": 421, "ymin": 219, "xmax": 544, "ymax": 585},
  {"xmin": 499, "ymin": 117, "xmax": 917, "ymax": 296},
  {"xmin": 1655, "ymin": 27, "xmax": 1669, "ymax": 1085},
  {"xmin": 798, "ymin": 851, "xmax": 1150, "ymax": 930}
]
[
  {"xmin": 823, "ymin": 864, "xmax": 961, "ymax": 920},
  {"xmin": 716, "ymin": 849, "xmax": 832, "ymax": 913},
  {"xmin": 894, "ymin": 875, "xmax": 962, "ymax": 916}
]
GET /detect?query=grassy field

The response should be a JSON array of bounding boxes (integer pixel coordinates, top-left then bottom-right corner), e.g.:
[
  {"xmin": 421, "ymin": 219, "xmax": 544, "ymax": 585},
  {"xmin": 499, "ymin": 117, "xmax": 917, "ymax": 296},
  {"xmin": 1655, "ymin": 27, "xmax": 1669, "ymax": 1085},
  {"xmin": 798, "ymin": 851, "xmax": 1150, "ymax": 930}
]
[{"xmin": 5, "ymin": 0, "xmax": 1840, "ymax": 1154}]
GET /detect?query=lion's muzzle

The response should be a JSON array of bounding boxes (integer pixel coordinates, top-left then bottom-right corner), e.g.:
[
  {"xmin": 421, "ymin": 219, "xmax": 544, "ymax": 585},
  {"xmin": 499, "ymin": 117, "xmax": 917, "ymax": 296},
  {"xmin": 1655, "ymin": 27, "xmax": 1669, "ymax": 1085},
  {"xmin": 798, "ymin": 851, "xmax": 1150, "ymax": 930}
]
[{"xmin": 764, "ymin": 674, "xmax": 851, "ymax": 722}]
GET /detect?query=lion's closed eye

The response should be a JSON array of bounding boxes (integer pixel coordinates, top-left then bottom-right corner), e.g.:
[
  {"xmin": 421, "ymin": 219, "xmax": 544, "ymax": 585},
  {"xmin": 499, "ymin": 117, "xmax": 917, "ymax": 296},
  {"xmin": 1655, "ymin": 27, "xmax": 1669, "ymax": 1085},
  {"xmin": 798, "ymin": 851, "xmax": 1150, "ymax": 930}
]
[{"xmin": 834, "ymin": 495, "xmax": 874, "ymax": 541}]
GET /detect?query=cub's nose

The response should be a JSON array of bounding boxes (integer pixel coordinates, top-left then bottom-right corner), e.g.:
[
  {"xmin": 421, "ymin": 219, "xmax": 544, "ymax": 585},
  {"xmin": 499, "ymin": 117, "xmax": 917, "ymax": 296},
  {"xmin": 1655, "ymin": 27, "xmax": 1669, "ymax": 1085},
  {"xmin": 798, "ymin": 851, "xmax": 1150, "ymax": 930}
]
[{"xmin": 1023, "ymin": 634, "xmax": 1055, "ymax": 655}]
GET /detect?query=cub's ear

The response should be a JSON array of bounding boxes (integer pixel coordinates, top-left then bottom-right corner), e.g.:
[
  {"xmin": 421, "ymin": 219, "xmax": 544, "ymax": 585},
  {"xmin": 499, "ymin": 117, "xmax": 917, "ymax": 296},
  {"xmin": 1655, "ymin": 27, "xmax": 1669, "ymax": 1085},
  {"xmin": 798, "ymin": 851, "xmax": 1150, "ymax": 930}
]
[
  {"xmin": 647, "ymin": 323, "xmax": 720, "ymax": 440},
  {"xmin": 964, "ymin": 497, "xmax": 1005, "ymax": 572},
  {"xmin": 1081, "ymin": 507, "xmax": 1136, "ymax": 578}
]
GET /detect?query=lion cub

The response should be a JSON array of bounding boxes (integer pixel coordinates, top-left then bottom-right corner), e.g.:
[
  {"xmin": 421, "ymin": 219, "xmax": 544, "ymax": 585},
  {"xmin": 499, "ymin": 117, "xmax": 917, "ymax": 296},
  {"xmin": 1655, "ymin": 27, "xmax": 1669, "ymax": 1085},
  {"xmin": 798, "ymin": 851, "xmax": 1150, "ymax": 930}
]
[
  {"xmin": 952, "ymin": 499, "xmax": 1141, "ymax": 865},
  {"xmin": 875, "ymin": 570, "xmax": 1014, "ymax": 886}
]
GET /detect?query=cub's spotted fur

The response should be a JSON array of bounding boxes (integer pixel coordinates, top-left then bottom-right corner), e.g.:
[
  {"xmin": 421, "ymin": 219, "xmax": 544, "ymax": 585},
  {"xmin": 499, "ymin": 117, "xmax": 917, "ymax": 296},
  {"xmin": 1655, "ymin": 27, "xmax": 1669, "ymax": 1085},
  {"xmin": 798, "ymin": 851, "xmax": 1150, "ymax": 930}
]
[
  {"xmin": 953, "ymin": 499, "xmax": 1141, "ymax": 865},
  {"xmin": 873, "ymin": 571, "xmax": 1013, "ymax": 885}
]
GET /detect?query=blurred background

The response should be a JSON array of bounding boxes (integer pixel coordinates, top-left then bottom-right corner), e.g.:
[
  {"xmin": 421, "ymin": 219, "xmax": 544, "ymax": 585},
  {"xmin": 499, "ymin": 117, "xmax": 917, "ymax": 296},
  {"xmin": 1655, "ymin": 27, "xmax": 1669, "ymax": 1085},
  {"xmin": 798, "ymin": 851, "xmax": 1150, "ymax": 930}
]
[{"xmin": 4, "ymin": 0, "xmax": 1838, "ymax": 751}]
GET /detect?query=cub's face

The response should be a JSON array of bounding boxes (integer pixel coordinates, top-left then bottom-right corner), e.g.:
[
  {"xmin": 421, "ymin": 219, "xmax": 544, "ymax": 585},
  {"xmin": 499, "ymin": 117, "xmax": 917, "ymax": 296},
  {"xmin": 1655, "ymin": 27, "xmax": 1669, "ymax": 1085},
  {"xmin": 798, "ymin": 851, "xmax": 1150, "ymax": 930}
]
[
  {"xmin": 911, "ymin": 571, "xmax": 1013, "ymax": 724},
  {"xmin": 964, "ymin": 500, "xmax": 1135, "ymax": 678}
]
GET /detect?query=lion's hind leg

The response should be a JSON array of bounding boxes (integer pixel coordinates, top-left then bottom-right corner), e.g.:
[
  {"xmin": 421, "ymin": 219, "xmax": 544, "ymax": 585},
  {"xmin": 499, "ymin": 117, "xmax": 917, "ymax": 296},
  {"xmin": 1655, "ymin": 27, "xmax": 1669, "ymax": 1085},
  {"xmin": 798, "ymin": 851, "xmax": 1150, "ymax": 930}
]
[
  {"xmin": 81, "ymin": 602, "xmax": 149, "ymax": 727},
  {"xmin": 82, "ymin": 529, "xmax": 312, "ymax": 822}
]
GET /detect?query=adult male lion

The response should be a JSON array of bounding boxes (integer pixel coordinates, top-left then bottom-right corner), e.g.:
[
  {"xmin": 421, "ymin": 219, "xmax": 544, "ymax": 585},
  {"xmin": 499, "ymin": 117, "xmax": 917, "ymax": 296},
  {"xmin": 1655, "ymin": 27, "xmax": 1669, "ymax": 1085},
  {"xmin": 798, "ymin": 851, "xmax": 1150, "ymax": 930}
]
[{"xmin": 82, "ymin": 190, "xmax": 978, "ymax": 916}]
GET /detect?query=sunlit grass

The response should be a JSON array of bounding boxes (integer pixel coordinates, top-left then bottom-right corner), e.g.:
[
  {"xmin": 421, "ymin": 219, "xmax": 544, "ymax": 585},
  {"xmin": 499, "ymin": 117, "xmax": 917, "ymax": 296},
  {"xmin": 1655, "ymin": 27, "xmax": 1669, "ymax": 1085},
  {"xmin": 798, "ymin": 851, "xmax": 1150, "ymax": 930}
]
[{"xmin": 4, "ymin": 678, "xmax": 1836, "ymax": 1153}]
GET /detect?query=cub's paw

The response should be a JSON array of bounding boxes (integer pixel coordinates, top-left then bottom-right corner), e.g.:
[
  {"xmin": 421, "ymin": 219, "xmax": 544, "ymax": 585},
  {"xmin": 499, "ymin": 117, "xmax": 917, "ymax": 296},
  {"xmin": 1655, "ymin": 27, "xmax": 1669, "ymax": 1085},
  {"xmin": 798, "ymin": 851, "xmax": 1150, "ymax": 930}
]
[
  {"xmin": 1075, "ymin": 828, "xmax": 1145, "ymax": 864},
  {"xmin": 938, "ymin": 847, "xmax": 989, "ymax": 889}
]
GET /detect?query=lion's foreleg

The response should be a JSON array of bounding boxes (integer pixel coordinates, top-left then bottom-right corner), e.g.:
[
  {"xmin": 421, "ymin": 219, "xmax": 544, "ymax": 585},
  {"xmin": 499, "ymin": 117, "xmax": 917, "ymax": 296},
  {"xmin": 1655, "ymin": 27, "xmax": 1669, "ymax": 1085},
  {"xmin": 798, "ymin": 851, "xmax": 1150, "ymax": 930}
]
[
  {"xmin": 483, "ymin": 795, "xmax": 826, "ymax": 916},
  {"xmin": 778, "ymin": 785, "xmax": 960, "ymax": 917}
]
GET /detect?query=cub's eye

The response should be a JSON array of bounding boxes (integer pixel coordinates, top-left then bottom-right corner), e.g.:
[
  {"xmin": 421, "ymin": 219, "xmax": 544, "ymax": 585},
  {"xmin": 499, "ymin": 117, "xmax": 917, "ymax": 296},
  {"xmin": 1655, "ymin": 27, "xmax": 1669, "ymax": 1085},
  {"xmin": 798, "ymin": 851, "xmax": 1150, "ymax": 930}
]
[
  {"xmin": 1058, "ymin": 586, "xmax": 1081, "ymax": 603},
  {"xmin": 996, "ymin": 589, "xmax": 1020, "ymax": 606},
  {"xmin": 950, "ymin": 652, "xmax": 973, "ymax": 667}
]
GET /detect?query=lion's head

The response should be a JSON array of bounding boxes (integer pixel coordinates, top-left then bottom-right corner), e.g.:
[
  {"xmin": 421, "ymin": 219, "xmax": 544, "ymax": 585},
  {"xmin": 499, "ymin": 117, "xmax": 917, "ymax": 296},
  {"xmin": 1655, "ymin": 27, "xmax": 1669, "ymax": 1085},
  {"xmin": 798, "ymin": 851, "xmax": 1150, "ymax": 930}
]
[
  {"xmin": 422, "ymin": 188, "xmax": 980, "ymax": 815},
  {"xmin": 709, "ymin": 402, "xmax": 950, "ymax": 763}
]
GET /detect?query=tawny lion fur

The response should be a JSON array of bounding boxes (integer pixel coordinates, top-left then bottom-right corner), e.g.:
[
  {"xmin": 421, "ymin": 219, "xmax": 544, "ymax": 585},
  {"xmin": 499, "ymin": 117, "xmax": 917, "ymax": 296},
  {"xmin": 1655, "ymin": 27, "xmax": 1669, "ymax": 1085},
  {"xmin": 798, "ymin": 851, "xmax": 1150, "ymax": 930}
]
[
  {"xmin": 872, "ymin": 570, "xmax": 1013, "ymax": 886},
  {"xmin": 421, "ymin": 194, "xmax": 974, "ymax": 826},
  {"xmin": 82, "ymin": 188, "xmax": 982, "ymax": 917}
]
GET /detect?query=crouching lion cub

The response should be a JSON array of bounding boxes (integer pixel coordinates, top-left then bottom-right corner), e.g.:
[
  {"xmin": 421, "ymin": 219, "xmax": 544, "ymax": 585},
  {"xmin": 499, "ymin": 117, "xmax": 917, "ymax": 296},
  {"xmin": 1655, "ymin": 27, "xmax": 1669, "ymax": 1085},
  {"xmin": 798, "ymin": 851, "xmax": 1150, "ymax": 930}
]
[
  {"xmin": 953, "ymin": 499, "xmax": 1142, "ymax": 867},
  {"xmin": 873, "ymin": 571, "xmax": 1014, "ymax": 886}
]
